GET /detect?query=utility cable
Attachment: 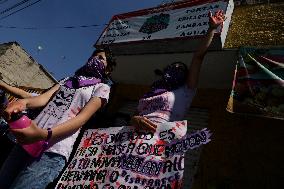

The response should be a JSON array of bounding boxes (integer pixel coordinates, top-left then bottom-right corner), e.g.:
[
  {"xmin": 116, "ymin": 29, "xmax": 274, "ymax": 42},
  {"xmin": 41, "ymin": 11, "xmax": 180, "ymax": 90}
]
[
  {"xmin": 0, "ymin": 0, "xmax": 9, "ymax": 4},
  {"xmin": 0, "ymin": 23, "xmax": 107, "ymax": 30},
  {"xmin": 0, "ymin": 0, "xmax": 33, "ymax": 15},
  {"xmin": 0, "ymin": 0, "xmax": 43, "ymax": 20}
]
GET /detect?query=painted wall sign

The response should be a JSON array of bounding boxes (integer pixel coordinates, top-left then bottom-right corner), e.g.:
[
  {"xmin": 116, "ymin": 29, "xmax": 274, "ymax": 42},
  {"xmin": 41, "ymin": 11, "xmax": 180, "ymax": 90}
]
[
  {"xmin": 96, "ymin": 0, "xmax": 234, "ymax": 48},
  {"xmin": 56, "ymin": 121, "xmax": 211, "ymax": 189}
]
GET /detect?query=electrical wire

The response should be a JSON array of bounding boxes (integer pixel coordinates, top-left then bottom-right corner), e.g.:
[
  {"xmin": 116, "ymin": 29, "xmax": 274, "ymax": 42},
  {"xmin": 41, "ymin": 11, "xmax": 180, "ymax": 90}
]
[
  {"xmin": 0, "ymin": 0, "xmax": 107, "ymax": 29},
  {"xmin": 0, "ymin": 0, "xmax": 43, "ymax": 20},
  {"xmin": 0, "ymin": 0, "xmax": 9, "ymax": 4},
  {"xmin": 0, "ymin": 0, "xmax": 33, "ymax": 15},
  {"xmin": 0, "ymin": 23, "xmax": 107, "ymax": 30}
]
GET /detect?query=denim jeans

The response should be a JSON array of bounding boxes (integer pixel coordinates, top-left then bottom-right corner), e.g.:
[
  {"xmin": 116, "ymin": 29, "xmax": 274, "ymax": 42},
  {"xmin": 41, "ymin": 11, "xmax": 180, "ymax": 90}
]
[{"xmin": 0, "ymin": 145, "xmax": 66, "ymax": 189}]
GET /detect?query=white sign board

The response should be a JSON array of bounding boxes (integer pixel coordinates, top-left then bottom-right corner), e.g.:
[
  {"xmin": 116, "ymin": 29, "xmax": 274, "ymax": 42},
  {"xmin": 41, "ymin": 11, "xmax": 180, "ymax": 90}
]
[
  {"xmin": 96, "ymin": 0, "xmax": 234, "ymax": 47},
  {"xmin": 56, "ymin": 121, "xmax": 211, "ymax": 189}
]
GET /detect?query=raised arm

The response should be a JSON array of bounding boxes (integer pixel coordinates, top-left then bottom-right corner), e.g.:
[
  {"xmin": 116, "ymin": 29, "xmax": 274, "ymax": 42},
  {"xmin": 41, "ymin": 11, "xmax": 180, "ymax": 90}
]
[
  {"xmin": 187, "ymin": 10, "xmax": 225, "ymax": 89},
  {"xmin": 0, "ymin": 81, "xmax": 33, "ymax": 99},
  {"xmin": 5, "ymin": 84, "xmax": 60, "ymax": 116}
]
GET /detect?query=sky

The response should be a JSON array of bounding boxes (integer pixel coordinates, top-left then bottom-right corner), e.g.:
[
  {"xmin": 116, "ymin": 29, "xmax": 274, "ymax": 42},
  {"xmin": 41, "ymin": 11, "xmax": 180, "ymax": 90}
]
[{"xmin": 0, "ymin": 0, "xmax": 163, "ymax": 80}]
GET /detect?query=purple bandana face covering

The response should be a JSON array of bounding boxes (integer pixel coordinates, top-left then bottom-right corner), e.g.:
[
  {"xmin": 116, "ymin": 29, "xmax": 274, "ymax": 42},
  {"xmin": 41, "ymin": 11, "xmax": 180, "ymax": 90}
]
[
  {"xmin": 65, "ymin": 56, "xmax": 106, "ymax": 89},
  {"xmin": 143, "ymin": 63, "xmax": 187, "ymax": 98},
  {"xmin": 75, "ymin": 56, "xmax": 106, "ymax": 79},
  {"xmin": 162, "ymin": 63, "xmax": 187, "ymax": 89}
]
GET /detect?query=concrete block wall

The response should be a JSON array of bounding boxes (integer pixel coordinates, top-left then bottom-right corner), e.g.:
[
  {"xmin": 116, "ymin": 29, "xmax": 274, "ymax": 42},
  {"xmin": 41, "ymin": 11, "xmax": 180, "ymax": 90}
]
[{"xmin": 0, "ymin": 42, "xmax": 57, "ymax": 89}]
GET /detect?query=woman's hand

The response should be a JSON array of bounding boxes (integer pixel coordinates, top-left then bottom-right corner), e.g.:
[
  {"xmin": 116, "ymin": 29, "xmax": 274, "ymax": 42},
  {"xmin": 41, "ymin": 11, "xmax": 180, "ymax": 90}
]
[
  {"xmin": 131, "ymin": 116, "xmax": 157, "ymax": 132},
  {"xmin": 10, "ymin": 121, "xmax": 47, "ymax": 144},
  {"xmin": 208, "ymin": 10, "xmax": 225, "ymax": 29}
]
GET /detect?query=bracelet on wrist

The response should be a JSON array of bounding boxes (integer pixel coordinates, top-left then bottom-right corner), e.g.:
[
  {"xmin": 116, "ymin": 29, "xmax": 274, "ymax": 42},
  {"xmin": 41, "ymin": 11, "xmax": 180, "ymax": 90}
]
[
  {"xmin": 43, "ymin": 128, "xmax": 52, "ymax": 149},
  {"xmin": 46, "ymin": 128, "xmax": 52, "ymax": 141}
]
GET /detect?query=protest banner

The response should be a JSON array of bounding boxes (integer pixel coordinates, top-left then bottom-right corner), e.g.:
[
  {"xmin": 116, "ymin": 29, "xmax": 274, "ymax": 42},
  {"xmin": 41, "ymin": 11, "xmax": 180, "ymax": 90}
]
[
  {"xmin": 227, "ymin": 47, "xmax": 284, "ymax": 119},
  {"xmin": 56, "ymin": 121, "xmax": 211, "ymax": 189},
  {"xmin": 95, "ymin": 0, "xmax": 234, "ymax": 54}
]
